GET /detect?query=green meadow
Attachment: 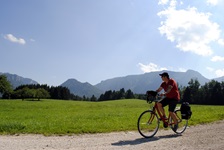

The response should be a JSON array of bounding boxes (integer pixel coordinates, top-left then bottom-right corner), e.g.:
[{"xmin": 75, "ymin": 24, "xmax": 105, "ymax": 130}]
[{"xmin": 0, "ymin": 99, "xmax": 223, "ymax": 135}]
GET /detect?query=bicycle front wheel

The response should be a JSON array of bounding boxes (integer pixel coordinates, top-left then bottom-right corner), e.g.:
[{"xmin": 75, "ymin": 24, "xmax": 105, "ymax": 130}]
[
  {"xmin": 170, "ymin": 109, "xmax": 188, "ymax": 134},
  {"xmin": 137, "ymin": 110, "xmax": 159, "ymax": 138}
]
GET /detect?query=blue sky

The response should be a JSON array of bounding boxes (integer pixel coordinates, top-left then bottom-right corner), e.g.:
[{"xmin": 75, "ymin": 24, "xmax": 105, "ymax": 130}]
[{"xmin": 1, "ymin": 0, "xmax": 224, "ymax": 86}]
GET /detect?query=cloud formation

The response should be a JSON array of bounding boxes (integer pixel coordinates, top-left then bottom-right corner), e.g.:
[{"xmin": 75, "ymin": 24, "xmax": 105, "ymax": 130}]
[
  {"xmin": 218, "ymin": 39, "xmax": 224, "ymax": 45},
  {"xmin": 211, "ymin": 56, "xmax": 224, "ymax": 62},
  {"xmin": 157, "ymin": 0, "xmax": 221, "ymax": 56},
  {"xmin": 4, "ymin": 34, "xmax": 26, "ymax": 45},
  {"xmin": 206, "ymin": 0, "xmax": 218, "ymax": 6},
  {"xmin": 138, "ymin": 63, "xmax": 167, "ymax": 73},
  {"xmin": 215, "ymin": 69, "xmax": 224, "ymax": 77},
  {"xmin": 207, "ymin": 66, "xmax": 224, "ymax": 77},
  {"xmin": 138, "ymin": 62, "xmax": 187, "ymax": 73}
]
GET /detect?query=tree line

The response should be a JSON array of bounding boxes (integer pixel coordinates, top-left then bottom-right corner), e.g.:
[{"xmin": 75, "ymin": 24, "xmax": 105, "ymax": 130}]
[
  {"xmin": 0, "ymin": 75, "xmax": 137, "ymax": 101},
  {"xmin": 98, "ymin": 88, "xmax": 135, "ymax": 101},
  {"xmin": 1, "ymin": 75, "xmax": 224, "ymax": 104},
  {"xmin": 0, "ymin": 75, "xmax": 82, "ymax": 100},
  {"xmin": 182, "ymin": 79, "xmax": 224, "ymax": 105},
  {"xmin": 96, "ymin": 79, "xmax": 224, "ymax": 104}
]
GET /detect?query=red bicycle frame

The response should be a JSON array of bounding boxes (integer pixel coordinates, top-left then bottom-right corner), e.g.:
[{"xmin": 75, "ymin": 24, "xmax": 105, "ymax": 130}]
[{"xmin": 150, "ymin": 101, "xmax": 176, "ymax": 126}]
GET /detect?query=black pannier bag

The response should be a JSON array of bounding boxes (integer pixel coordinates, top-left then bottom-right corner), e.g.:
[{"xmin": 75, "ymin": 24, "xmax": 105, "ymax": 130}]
[
  {"xmin": 180, "ymin": 102, "xmax": 192, "ymax": 120},
  {"xmin": 146, "ymin": 90, "xmax": 157, "ymax": 102}
]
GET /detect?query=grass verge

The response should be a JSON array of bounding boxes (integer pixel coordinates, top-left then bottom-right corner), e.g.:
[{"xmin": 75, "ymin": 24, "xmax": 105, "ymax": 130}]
[{"xmin": 0, "ymin": 99, "xmax": 223, "ymax": 135}]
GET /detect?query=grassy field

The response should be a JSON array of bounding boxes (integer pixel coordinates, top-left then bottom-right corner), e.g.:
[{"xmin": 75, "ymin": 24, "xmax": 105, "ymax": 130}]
[{"xmin": 0, "ymin": 99, "xmax": 223, "ymax": 135}]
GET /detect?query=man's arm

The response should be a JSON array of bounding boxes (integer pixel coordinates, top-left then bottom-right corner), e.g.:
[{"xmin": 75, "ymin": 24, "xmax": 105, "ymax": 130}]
[
  {"xmin": 162, "ymin": 85, "xmax": 173, "ymax": 96},
  {"xmin": 166, "ymin": 85, "xmax": 173, "ymax": 94},
  {"xmin": 156, "ymin": 87, "xmax": 163, "ymax": 93}
]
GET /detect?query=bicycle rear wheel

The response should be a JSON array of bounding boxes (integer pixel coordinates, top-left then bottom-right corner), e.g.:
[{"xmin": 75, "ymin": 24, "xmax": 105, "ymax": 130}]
[
  {"xmin": 137, "ymin": 110, "xmax": 159, "ymax": 138},
  {"xmin": 170, "ymin": 109, "xmax": 188, "ymax": 134}
]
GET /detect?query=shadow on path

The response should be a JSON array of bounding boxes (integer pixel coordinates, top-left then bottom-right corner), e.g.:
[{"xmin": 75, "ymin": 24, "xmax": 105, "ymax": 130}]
[{"xmin": 111, "ymin": 134, "xmax": 182, "ymax": 146}]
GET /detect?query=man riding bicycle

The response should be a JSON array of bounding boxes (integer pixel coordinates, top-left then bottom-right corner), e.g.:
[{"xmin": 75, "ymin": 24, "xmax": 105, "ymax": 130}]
[{"xmin": 156, "ymin": 72, "xmax": 180, "ymax": 131}]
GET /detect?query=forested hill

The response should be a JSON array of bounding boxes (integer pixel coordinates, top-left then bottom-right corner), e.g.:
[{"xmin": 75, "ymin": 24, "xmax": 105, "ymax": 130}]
[
  {"xmin": 214, "ymin": 76, "xmax": 224, "ymax": 82},
  {"xmin": 0, "ymin": 72, "xmax": 38, "ymax": 89},
  {"xmin": 95, "ymin": 70, "xmax": 210, "ymax": 93},
  {"xmin": 1, "ymin": 70, "xmax": 224, "ymax": 97},
  {"xmin": 61, "ymin": 79, "xmax": 103, "ymax": 98}
]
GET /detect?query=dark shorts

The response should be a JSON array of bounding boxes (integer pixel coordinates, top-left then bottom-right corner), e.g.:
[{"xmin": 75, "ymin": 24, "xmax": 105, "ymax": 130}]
[{"xmin": 159, "ymin": 97, "xmax": 178, "ymax": 112}]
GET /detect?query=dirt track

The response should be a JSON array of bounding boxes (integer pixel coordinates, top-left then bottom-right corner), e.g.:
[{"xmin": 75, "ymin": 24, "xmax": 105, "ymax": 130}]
[{"xmin": 0, "ymin": 120, "xmax": 224, "ymax": 150}]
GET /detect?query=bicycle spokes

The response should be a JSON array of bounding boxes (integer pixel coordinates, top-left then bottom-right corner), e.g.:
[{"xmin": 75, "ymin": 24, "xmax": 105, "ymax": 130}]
[
  {"xmin": 137, "ymin": 110, "xmax": 160, "ymax": 138},
  {"xmin": 170, "ymin": 110, "xmax": 188, "ymax": 134},
  {"xmin": 148, "ymin": 113, "xmax": 155, "ymax": 124}
]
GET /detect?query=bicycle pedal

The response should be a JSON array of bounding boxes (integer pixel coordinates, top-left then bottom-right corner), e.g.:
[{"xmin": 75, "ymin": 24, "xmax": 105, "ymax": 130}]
[{"xmin": 163, "ymin": 122, "xmax": 168, "ymax": 128}]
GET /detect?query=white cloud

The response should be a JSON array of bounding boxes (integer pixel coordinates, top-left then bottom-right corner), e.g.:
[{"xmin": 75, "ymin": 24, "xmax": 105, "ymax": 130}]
[
  {"xmin": 218, "ymin": 39, "xmax": 224, "ymax": 46},
  {"xmin": 215, "ymin": 69, "xmax": 224, "ymax": 77},
  {"xmin": 158, "ymin": 0, "xmax": 169, "ymax": 5},
  {"xmin": 211, "ymin": 56, "xmax": 224, "ymax": 62},
  {"xmin": 157, "ymin": 1, "xmax": 221, "ymax": 56},
  {"xmin": 206, "ymin": 67, "xmax": 214, "ymax": 72},
  {"xmin": 178, "ymin": 67, "xmax": 187, "ymax": 72},
  {"xmin": 4, "ymin": 34, "xmax": 26, "ymax": 45},
  {"xmin": 207, "ymin": 67, "xmax": 224, "ymax": 77},
  {"xmin": 207, "ymin": 0, "xmax": 218, "ymax": 6},
  {"xmin": 138, "ymin": 62, "xmax": 167, "ymax": 73},
  {"xmin": 138, "ymin": 62, "xmax": 187, "ymax": 73}
]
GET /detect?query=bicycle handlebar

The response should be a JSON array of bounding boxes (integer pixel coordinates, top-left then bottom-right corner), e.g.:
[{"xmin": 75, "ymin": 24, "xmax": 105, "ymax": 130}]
[{"xmin": 146, "ymin": 90, "xmax": 163, "ymax": 103}]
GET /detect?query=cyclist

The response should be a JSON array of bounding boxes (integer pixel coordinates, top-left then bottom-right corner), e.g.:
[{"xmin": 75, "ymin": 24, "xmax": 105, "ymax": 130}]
[{"xmin": 156, "ymin": 72, "xmax": 180, "ymax": 131}]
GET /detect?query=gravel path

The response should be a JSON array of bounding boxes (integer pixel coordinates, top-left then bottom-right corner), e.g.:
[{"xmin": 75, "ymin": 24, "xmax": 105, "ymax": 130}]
[{"xmin": 0, "ymin": 120, "xmax": 224, "ymax": 150}]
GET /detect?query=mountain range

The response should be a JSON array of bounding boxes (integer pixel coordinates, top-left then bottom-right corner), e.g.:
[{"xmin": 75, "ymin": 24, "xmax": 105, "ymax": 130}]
[
  {"xmin": 1, "ymin": 70, "xmax": 224, "ymax": 97},
  {"xmin": 0, "ymin": 72, "xmax": 38, "ymax": 89}
]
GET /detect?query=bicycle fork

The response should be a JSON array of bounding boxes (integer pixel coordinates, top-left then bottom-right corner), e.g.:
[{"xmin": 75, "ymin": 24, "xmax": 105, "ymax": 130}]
[{"xmin": 147, "ymin": 111, "xmax": 155, "ymax": 125}]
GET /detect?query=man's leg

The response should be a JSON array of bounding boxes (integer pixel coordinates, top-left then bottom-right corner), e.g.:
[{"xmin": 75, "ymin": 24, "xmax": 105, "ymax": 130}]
[
  {"xmin": 169, "ymin": 111, "xmax": 178, "ymax": 124},
  {"xmin": 169, "ymin": 99, "xmax": 178, "ymax": 131},
  {"xmin": 157, "ymin": 98, "xmax": 169, "ymax": 118},
  {"xmin": 157, "ymin": 102, "xmax": 166, "ymax": 117},
  {"xmin": 158, "ymin": 99, "xmax": 169, "ymax": 128}
]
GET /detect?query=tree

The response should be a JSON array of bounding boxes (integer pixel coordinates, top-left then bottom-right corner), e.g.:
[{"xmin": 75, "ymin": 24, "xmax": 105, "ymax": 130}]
[
  {"xmin": 207, "ymin": 80, "xmax": 223, "ymax": 105},
  {"xmin": 0, "ymin": 75, "xmax": 13, "ymax": 98},
  {"xmin": 104, "ymin": 90, "xmax": 113, "ymax": 100},
  {"xmin": 182, "ymin": 87, "xmax": 191, "ymax": 102},
  {"xmin": 16, "ymin": 87, "xmax": 34, "ymax": 100},
  {"xmin": 35, "ymin": 88, "xmax": 50, "ymax": 100},
  {"xmin": 118, "ymin": 88, "xmax": 125, "ymax": 99},
  {"xmin": 184, "ymin": 79, "xmax": 200, "ymax": 103},
  {"xmin": 125, "ymin": 89, "xmax": 134, "ymax": 99},
  {"xmin": 90, "ymin": 95, "xmax": 97, "ymax": 101}
]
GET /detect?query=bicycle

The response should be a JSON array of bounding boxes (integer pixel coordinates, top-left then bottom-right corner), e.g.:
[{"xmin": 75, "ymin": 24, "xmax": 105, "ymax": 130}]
[{"xmin": 137, "ymin": 91, "xmax": 188, "ymax": 138}]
